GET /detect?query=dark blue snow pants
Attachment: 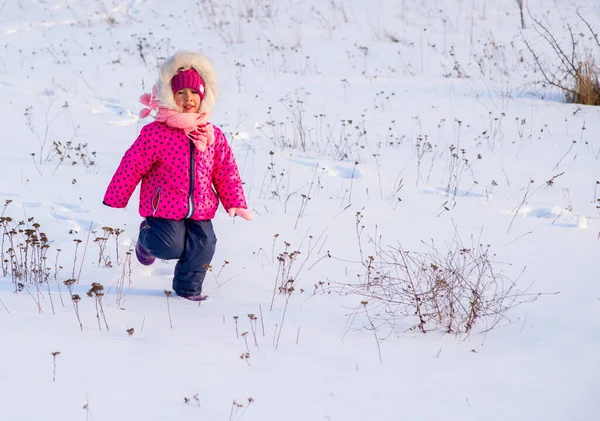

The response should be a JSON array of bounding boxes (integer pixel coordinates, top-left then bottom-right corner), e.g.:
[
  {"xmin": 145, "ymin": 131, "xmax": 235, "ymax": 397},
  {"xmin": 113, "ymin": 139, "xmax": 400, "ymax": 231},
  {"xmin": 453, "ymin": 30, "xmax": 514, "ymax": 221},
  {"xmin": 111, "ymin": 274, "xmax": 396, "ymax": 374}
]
[{"xmin": 139, "ymin": 217, "xmax": 217, "ymax": 297}]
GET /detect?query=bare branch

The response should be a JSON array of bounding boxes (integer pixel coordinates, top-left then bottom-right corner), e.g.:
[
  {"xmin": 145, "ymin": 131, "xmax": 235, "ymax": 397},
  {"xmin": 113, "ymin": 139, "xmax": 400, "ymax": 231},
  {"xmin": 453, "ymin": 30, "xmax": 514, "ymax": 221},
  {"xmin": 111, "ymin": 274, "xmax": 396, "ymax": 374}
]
[{"xmin": 576, "ymin": 8, "xmax": 600, "ymax": 49}]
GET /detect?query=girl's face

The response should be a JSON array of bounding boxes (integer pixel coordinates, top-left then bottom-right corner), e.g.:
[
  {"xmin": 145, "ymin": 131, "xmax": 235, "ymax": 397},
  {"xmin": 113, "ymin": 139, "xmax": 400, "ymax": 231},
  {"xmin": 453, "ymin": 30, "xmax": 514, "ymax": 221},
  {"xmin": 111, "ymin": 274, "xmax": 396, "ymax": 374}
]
[{"xmin": 174, "ymin": 88, "xmax": 201, "ymax": 113}]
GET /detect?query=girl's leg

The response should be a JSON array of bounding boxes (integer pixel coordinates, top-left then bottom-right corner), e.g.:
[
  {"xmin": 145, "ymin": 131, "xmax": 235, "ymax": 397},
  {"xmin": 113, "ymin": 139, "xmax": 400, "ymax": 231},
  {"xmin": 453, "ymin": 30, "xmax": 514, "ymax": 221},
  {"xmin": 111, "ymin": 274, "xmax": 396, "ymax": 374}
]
[
  {"xmin": 139, "ymin": 217, "xmax": 185, "ymax": 260},
  {"xmin": 172, "ymin": 219, "xmax": 217, "ymax": 297}
]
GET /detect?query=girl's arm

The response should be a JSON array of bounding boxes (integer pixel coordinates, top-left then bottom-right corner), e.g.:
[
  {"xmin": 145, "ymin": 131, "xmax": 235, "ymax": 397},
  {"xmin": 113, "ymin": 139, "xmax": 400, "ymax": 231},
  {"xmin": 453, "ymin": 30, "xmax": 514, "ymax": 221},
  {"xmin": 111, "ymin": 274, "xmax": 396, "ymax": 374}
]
[
  {"xmin": 103, "ymin": 125, "xmax": 157, "ymax": 208},
  {"xmin": 212, "ymin": 127, "xmax": 248, "ymax": 212}
]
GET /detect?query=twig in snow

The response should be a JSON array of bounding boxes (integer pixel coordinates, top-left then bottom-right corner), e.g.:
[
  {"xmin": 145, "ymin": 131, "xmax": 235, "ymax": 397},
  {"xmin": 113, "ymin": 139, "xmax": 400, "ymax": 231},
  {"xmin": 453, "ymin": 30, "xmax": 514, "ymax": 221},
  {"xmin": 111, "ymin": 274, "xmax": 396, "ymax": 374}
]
[
  {"xmin": 76, "ymin": 221, "xmax": 94, "ymax": 283},
  {"xmin": 51, "ymin": 351, "xmax": 60, "ymax": 381},
  {"xmin": 0, "ymin": 297, "xmax": 8, "ymax": 313},
  {"xmin": 164, "ymin": 290, "xmax": 173, "ymax": 329},
  {"xmin": 362, "ymin": 301, "xmax": 383, "ymax": 363},
  {"xmin": 259, "ymin": 303, "xmax": 265, "ymax": 336}
]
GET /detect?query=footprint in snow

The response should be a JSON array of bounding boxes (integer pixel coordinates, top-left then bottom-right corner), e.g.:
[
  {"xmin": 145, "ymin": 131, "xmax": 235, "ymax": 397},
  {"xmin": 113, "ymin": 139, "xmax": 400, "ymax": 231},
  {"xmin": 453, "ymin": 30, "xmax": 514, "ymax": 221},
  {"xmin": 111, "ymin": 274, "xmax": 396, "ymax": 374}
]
[
  {"xmin": 420, "ymin": 186, "xmax": 485, "ymax": 198},
  {"xmin": 511, "ymin": 206, "xmax": 588, "ymax": 228}
]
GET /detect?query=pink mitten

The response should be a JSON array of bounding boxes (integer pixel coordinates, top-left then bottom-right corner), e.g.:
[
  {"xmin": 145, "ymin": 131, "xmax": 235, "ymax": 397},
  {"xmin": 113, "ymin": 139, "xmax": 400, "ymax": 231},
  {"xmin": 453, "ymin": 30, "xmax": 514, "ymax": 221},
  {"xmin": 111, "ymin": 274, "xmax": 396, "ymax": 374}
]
[{"xmin": 228, "ymin": 208, "xmax": 254, "ymax": 221}]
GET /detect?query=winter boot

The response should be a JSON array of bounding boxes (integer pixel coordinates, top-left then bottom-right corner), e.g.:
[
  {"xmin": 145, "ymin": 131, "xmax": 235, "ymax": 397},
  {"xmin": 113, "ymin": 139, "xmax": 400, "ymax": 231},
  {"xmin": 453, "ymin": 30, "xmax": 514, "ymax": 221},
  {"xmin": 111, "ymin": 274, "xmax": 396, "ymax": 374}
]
[
  {"xmin": 182, "ymin": 294, "xmax": 208, "ymax": 302},
  {"xmin": 135, "ymin": 221, "xmax": 156, "ymax": 266}
]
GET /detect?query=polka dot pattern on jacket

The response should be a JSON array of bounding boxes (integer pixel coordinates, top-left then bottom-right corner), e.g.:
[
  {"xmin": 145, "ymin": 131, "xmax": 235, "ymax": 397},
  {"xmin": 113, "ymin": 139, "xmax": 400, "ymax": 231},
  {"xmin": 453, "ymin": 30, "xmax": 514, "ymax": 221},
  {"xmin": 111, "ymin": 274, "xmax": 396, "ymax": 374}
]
[{"xmin": 103, "ymin": 121, "xmax": 248, "ymax": 220}]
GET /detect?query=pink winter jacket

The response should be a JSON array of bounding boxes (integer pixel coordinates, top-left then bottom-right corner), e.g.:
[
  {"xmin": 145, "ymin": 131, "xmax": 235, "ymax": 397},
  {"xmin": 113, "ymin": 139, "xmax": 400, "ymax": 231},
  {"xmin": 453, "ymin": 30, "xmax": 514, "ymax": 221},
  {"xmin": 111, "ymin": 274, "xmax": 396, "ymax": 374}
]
[{"xmin": 103, "ymin": 121, "xmax": 247, "ymax": 220}]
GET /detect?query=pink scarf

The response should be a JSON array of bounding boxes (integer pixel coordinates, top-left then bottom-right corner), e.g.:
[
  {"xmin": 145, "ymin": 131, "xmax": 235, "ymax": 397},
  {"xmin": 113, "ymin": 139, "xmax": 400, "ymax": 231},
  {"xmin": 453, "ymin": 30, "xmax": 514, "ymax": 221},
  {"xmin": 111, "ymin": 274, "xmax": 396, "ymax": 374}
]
[{"xmin": 139, "ymin": 90, "xmax": 215, "ymax": 152}]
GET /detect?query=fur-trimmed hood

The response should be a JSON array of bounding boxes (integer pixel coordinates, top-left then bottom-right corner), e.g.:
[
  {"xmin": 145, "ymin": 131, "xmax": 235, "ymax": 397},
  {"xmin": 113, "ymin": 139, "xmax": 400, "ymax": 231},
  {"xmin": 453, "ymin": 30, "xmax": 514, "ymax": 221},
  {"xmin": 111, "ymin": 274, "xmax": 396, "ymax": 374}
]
[{"xmin": 154, "ymin": 51, "xmax": 218, "ymax": 114}]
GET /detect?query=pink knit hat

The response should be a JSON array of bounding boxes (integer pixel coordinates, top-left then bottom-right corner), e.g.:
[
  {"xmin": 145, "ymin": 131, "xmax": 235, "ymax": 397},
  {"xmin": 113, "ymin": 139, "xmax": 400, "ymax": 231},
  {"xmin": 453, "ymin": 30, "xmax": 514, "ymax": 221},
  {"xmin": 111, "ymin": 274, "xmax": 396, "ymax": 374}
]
[{"xmin": 171, "ymin": 68, "xmax": 205, "ymax": 99}]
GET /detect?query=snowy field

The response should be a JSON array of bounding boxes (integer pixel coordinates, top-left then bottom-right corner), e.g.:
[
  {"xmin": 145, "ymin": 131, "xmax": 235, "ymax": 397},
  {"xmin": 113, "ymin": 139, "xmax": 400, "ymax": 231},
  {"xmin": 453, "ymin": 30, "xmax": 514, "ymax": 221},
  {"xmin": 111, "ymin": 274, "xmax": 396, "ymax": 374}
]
[{"xmin": 0, "ymin": 0, "xmax": 599, "ymax": 420}]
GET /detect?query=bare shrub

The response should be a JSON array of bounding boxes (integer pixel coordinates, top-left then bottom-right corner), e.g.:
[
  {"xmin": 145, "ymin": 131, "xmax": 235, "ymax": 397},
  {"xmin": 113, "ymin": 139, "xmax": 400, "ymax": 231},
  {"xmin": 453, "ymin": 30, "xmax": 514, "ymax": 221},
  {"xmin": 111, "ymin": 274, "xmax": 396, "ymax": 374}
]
[
  {"xmin": 340, "ymin": 232, "xmax": 537, "ymax": 335},
  {"xmin": 0, "ymin": 206, "xmax": 52, "ymax": 289},
  {"xmin": 524, "ymin": 9, "xmax": 600, "ymax": 106}
]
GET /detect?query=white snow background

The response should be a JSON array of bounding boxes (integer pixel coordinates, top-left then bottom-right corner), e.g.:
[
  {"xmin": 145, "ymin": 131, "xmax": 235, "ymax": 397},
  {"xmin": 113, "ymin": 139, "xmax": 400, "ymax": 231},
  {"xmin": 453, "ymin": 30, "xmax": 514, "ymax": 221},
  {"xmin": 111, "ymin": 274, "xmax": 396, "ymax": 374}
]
[{"xmin": 0, "ymin": 0, "xmax": 599, "ymax": 420}]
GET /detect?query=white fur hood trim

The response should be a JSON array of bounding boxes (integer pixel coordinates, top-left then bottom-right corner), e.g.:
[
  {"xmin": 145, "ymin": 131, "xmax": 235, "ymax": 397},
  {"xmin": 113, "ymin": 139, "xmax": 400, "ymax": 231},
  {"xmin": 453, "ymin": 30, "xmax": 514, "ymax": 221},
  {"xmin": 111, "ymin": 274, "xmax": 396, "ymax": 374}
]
[{"xmin": 154, "ymin": 51, "xmax": 218, "ymax": 114}]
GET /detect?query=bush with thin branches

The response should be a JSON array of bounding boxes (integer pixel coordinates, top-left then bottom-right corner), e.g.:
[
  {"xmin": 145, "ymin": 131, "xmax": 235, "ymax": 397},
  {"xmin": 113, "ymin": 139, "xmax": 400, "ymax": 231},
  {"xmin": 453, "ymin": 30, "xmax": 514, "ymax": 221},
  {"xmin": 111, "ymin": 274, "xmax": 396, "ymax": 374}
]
[
  {"xmin": 524, "ymin": 9, "xmax": 600, "ymax": 106},
  {"xmin": 340, "ymin": 233, "xmax": 538, "ymax": 336}
]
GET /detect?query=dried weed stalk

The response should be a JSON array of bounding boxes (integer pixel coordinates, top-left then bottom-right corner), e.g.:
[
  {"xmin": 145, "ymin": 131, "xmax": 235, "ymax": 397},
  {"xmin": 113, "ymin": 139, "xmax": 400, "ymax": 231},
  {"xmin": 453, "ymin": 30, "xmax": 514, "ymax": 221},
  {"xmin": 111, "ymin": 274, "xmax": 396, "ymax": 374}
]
[{"xmin": 341, "ymin": 233, "xmax": 539, "ymax": 336}]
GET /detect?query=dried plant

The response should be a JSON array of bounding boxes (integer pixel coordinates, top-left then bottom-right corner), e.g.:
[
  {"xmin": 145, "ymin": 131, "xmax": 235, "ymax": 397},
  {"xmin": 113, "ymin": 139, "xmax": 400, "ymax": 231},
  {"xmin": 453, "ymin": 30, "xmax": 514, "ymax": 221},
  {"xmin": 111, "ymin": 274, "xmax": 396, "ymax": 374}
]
[
  {"xmin": 247, "ymin": 313, "xmax": 259, "ymax": 350},
  {"xmin": 0, "ymin": 215, "xmax": 52, "ymax": 287},
  {"xmin": 72, "ymin": 239, "xmax": 82, "ymax": 280},
  {"xmin": 164, "ymin": 290, "xmax": 173, "ymax": 329},
  {"xmin": 53, "ymin": 248, "xmax": 65, "ymax": 307},
  {"xmin": 214, "ymin": 259, "xmax": 229, "ymax": 285},
  {"xmin": 87, "ymin": 283, "xmax": 109, "ymax": 331},
  {"xmin": 258, "ymin": 304, "xmax": 265, "ymax": 337},
  {"xmin": 70, "ymin": 292, "xmax": 83, "ymax": 331},
  {"xmin": 516, "ymin": 0, "xmax": 525, "ymax": 29},
  {"xmin": 241, "ymin": 331, "xmax": 250, "ymax": 353},
  {"xmin": 294, "ymin": 165, "xmax": 318, "ymax": 229},
  {"xmin": 75, "ymin": 222, "xmax": 94, "ymax": 283},
  {"xmin": 239, "ymin": 353, "xmax": 251, "ymax": 367},
  {"xmin": 93, "ymin": 236, "xmax": 108, "ymax": 267},
  {"xmin": 339, "ymin": 225, "xmax": 542, "ymax": 336},
  {"xmin": 113, "ymin": 247, "xmax": 133, "ymax": 307},
  {"xmin": 361, "ymin": 300, "xmax": 382, "ymax": 362},
  {"xmin": 269, "ymin": 241, "xmax": 300, "ymax": 310},
  {"xmin": 51, "ymin": 351, "xmax": 61, "ymax": 382},
  {"xmin": 93, "ymin": 226, "xmax": 117, "ymax": 268},
  {"xmin": 233, "ymin": 315, "xmax": 239, "ymax": 338},
  {"xmin": 48, "ymin": 140, "xmax": 97, "ymax": 169},
  {"xmin": 0, "ymin": 297, "xmax": 8, "ymax": 314},
  {"xmin": 228, "ymin": 397, "xmax": 254, "ymax": 421},
  {"xmin": 275, "ymin": 280, "xmax": 295, "ymax": 349},
  {"xmin": 183, "ymin": 393, "xmax": 200, "ymax": 406}
]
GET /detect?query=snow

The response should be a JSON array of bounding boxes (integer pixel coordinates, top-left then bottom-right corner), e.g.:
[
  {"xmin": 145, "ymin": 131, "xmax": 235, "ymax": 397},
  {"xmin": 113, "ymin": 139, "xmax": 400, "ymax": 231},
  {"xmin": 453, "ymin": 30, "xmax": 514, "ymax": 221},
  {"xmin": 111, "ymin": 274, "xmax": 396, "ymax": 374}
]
[{"xmin": 1, "ymin": 0, "xmax": 599, "ymax": 420}]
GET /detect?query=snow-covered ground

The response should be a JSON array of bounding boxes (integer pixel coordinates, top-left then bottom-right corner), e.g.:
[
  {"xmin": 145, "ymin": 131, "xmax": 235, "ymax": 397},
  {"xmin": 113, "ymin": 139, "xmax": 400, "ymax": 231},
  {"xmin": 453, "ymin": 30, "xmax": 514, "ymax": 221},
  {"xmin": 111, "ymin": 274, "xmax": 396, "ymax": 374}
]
[{"xmin": 1, "ymin": 1, "xmax": 599, "ymax": 420}]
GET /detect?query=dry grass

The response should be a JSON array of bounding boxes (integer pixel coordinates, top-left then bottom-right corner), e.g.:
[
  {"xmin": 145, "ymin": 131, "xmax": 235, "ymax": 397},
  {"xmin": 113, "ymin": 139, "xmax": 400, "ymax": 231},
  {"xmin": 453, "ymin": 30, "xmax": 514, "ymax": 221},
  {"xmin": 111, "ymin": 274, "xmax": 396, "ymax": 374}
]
[
  {"xmin": 524, "ymin": 10, "xmax": 600, "ymax": 106},
  {"xmin": 567, "ymin": 58, "xmax": 600, "ymax": 106}
]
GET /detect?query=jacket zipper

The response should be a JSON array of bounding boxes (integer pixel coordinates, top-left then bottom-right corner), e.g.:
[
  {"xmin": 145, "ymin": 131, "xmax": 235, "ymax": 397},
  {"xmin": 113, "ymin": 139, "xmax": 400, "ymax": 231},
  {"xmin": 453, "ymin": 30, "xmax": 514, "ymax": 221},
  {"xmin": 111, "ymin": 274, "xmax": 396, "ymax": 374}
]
[
  {"xmin": 151, "ymin": 187, "xmax": 162, "ymax": 215},
  {"xmin": 185, "ymin": 139, "xmax": 195, "ymax": 219}
]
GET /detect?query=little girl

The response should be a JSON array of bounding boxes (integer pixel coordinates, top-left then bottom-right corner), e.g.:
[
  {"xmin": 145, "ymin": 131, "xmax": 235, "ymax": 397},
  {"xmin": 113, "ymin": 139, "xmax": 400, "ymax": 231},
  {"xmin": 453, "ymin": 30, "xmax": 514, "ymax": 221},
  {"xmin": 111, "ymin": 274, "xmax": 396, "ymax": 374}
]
[{"xmin": 103, "ymin": 51, "xmax": 253, "ymax": 301}]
